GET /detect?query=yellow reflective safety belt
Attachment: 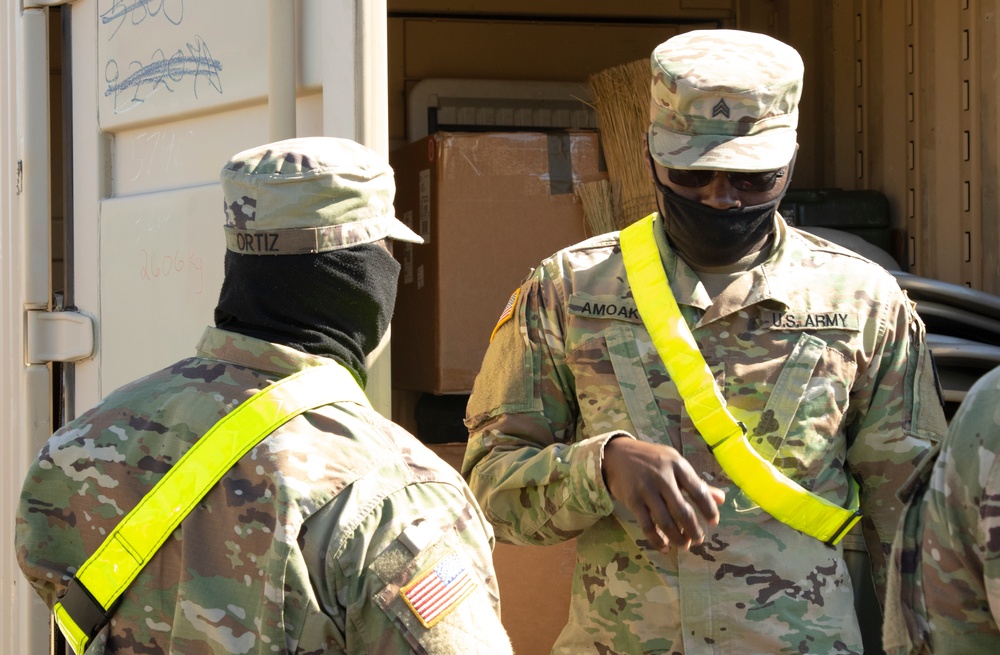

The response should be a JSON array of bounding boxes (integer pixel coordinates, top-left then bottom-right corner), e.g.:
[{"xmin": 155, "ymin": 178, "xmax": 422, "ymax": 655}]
[
  {"xmin": 51, "ymin": 363, "xmax": 369, "ymax": 654},
  {"xmin": 619, "ymin": 213, "xmax": 861, "ymax": 546}
]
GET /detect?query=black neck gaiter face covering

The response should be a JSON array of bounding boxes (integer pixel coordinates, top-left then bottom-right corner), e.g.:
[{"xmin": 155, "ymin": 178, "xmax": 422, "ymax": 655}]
[
  {"xmin": 656, "ymin": 188, "xmax": 782, "ymax": 269},
  {"xmin": 214, "ymin": 243, "xmax": 400, "ymax": 388}
]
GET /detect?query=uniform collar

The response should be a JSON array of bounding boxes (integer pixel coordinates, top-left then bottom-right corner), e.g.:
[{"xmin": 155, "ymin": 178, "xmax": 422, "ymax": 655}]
[
  {"xmin": 651, "ymin": 213, "xmax": 712, "ymax": 311},
  {"xmin": 650, "ymin": 214, "xmax": 801, "ymax": 325},
  {"xmin": 196, "ymin": 326, "xmax": 339, "ymax": 376}
]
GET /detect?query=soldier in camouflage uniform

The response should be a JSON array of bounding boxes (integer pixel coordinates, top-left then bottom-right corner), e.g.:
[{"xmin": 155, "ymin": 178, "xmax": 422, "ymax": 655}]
[
  {"xmin": 463, "ymin": 30, "xmax": 946, "ymax": 654},
  {"xmin": 16, "ymin": 137, "xmax": 513, "ymax": 655},
  {"xmin": 883, "ymin": 363, "xmax": 1000, "ymax": 653}
]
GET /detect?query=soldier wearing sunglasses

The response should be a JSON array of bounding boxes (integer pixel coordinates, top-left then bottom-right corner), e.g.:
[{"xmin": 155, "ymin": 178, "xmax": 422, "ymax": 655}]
[{"xmin": 463, "ymin": 29, "xmax": 946, "ymax": 654}]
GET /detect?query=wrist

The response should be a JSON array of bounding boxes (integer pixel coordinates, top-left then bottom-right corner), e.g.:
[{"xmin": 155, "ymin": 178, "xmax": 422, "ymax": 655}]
[{"xmin": 600, "ymin": 431, "xmax": 635, "ymax": 487}]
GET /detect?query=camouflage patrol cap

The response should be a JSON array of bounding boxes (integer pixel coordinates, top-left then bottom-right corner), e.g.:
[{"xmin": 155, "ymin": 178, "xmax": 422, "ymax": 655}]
[
  {"xmin": 220, "ymin": 137, "xmax": 422, "ymax": 255},
  {"xmin": 648, "ymin": 29, "xmax": 803, "ymax": 172}
]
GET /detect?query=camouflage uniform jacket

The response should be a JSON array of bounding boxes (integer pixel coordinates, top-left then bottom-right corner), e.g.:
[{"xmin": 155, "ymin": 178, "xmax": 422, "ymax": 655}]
[
  {"xmin": 17, "ymin": 327, "xmax": 512, "ymax": 655},
  {"xmin": 883, "ymin": 364, "xmax": 1000, "ymax": 654},
  {"xmin": 464, "ymin": 215, "xmax": 945, "ymax": 655}
]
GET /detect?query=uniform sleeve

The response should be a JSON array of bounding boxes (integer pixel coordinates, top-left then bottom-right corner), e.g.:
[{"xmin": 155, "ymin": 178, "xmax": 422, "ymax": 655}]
[
  {"xmin": 942, "ymin": 370, "xmax": 1000, "ymax": 629},
  {"xmin": 984, "ymin": 450, "xmax": 1000, "ymax": 630},
  {"xmin": 324, "ymin": 477, "xmax": 513, "ymax": 655},
  {"xmin": 900, "ymin": 367, "xmax": 1000, "ymax": 650},
  {"xmin": 462, "ymin": 263, "xmax": 618, "ymax": 546},
  {"xmin": 845, "ymin": 286, "xmax": 946, "ymax": 601}
]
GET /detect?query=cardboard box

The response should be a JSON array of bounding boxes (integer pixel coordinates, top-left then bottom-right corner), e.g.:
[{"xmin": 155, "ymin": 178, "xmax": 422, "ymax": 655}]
[
  {"xmin": 390, "ymin": 131, "xmax": 605, "ymax": 394},
  {"xmin": 429, "ymin": 443, "xmax": 574, "ymax": 655}
]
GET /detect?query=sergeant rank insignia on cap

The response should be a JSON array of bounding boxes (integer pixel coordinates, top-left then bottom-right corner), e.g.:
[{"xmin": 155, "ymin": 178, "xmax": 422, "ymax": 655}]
[{"xmin": 400, "ymin": 551, "xmax": 478, "ymax": 628}]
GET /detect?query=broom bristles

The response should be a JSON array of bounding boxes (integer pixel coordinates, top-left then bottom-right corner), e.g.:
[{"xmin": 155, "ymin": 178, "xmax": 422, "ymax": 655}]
[
  {"xmin": 578, "ymin": 180, "xmax": 616, "ymax": 237},
  {"xmin": 588, "ymin": 59, "xmax": 657, "ymax": 229}
]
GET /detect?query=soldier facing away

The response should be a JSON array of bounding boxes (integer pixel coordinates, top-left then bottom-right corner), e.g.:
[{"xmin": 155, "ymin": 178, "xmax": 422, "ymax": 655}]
[
  {"xmin": 462, "ymin": 29, "xmax": 947, "ymax": 654},
  {"xmin": 16, "ymin": 137, "xmax": 513, "ymax": 655}
]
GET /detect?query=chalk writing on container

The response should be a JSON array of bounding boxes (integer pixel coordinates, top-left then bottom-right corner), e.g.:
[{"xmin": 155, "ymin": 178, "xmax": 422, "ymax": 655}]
[
  {"xmin": 102, "ymin": 0, "xmax": 185, "ymax": 41},
  {"xmin": 104, "ymin": 35, "xmax": 222, "ymax": 114},
  {"xmin": 139, "ymin": 248, "xmax": 205, "ymax": 294},
  {"xmin": 126, "ymin": 131, "xmax": 180, "ymax": 184}
]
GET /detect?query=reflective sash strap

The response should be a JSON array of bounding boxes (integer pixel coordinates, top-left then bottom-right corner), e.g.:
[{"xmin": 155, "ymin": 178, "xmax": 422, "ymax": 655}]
[
  {"xmin": 53, "ymin": 363, "xmax": 368, "ymax": 654},
  {"xmin": 619, "ymin": 214, "xmax": 861, "ymax": 546}
]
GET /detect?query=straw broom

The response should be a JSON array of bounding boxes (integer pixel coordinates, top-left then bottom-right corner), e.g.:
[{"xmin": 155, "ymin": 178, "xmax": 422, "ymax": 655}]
[
  {"xmin": 587, "ymin": 58, "xmax": 657, "ymax": 229},
  {"xmin": 577, "ymin": 179, "xmax": 615, "ymax": 237}
]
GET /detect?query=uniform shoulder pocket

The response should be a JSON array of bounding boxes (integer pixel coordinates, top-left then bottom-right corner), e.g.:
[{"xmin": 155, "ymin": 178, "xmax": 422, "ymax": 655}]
[{"xmin": 369, "ymin": 520, "xmax": 511, "ymax": 655}]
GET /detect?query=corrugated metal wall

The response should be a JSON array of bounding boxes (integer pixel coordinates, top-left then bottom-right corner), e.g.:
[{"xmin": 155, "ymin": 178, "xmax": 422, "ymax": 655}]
[{"xmin": 819, "ymin": 0, "xmax": 998, "ymax": 293}]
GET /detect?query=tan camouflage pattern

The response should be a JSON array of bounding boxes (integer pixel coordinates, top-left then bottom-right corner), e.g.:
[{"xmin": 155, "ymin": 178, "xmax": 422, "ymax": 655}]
[
  {"xmin": 648, "ymin": 29, "xmax": 803, "ymax": 172},
  {"xmin": 221, "ymin": 137, "xmax": 421, "ymax": 255},
  {"xmin": 883, "ymin": 364, "xmax": 1000, "ymax": 654},
  {"xmin": 16, "ymin": 327, "xmax": 511, "ymax": 655},
  {"xmin": 464, "ymin": 214, "xmax": 946, "ymax": 654}
]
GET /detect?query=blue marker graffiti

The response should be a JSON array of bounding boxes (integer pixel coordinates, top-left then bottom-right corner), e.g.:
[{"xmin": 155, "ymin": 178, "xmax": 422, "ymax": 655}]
[
  {"xmin": 102, "ymin": 0, "xmax": 184, "ymax": 41},
  {"xmin": 104, "ymin": 35, "xmax": 222, "ymax": 114}
]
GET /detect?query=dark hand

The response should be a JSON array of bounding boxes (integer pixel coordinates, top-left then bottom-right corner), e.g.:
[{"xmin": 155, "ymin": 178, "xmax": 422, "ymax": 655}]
[{"xmin": 602, "ymin": 436, "xmax": 725, "ymax": 552}]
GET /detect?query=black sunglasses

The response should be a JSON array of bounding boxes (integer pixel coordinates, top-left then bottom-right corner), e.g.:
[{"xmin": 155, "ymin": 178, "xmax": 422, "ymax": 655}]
[{"xmin": 650, "ymin": 153, "xmax": 786, "ymax": 193}]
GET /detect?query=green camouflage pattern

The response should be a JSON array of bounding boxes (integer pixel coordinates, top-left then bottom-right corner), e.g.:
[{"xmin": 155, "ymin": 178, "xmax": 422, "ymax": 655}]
[
  {"xmin": 464, "ymin": 214, "xmax": 945, "ymax": 654},
  {"xmin": 648, "ymin": 29, "xmax": 802, "ymax": 172},
  {"xmin": 221, "ymin": 137, "xmax": 421, "ymax": 255},
  {"xmin": 883, "ymin": 364, "xmax": 1000, "ymax": 654},
  {"xmin": 16, "ymin": 327, "xmax": 511, "ymax": 655}
]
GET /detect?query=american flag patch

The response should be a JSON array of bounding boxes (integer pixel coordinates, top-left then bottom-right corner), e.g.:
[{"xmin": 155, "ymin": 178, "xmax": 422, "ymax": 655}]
[
  {"xmin": 400, "ymin": 551, "xmax": 478, "ymax": 628},
  {"xmin": 490, "ymin": 288, "xmax": 521, "ymax": 343}
]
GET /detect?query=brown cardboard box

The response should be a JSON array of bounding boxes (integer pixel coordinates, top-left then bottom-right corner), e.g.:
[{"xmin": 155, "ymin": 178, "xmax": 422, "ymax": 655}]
[
  {"xmin": 390, "ymin": 131, "xmax": 605, "ymax": 394},
  {"xmin": 429, "ymin": 443, "xmax": 574, "ymax": 655}
]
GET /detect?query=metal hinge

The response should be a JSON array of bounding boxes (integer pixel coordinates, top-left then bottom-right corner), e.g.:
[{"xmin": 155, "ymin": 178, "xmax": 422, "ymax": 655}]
[
  {"xmin": 24, "ymin": 1, "xmax": 74, "ymax": 7},
  {"xmin": 26, "ymin": 309, "xmax": 95, "ymax": 364}
]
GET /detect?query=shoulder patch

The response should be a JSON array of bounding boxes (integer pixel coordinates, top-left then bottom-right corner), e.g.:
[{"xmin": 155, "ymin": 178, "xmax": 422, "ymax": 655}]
[
  {"xmin": 400, "ymin": 550, "xmax": 478, "ymax": 628},
  {"xmin": 490, "ymin": 288, "xmax": 521, "ymax": 343}
]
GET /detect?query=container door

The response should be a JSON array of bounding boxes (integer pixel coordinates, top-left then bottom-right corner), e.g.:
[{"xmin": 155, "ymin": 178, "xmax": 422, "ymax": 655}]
[
  {"xmin": 5, "ymin": 1, "xmax": 389, "ymax": 653},
  {"xmin": 71, "ymin": 0, "xmax": 388, "ymax": 409}
]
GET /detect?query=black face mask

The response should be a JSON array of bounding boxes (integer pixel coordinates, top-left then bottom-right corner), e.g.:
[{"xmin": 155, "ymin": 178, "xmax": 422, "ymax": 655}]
[
  {"xmin": 650, "ymin": 149, "xmax": 796, "ymax": 269},
  {"xmin": 214, "ymin": 243, "xmax": 400, "ymax": 388},
  {"xmin": 655, "ymin": 188, "xmax": 781, "ymax": 268}
]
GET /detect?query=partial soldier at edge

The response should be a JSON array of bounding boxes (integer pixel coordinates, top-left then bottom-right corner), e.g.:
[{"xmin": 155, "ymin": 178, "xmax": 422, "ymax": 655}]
[{"xmin": 883, "ymin": 363, "xmax": 1000, "ymax": 654}]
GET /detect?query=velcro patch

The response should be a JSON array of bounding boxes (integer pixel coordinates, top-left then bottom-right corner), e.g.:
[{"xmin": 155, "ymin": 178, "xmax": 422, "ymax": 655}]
[
  {"xmin": 400, "ymin": 551, "xmax": 478, "ymax": 628},
  {"xmin": 490, "ymin": 288, "xmax": 521, "ymax": 343},
  {"xmin": 763, "ymin": 311, "xmax": 860, "ymax": 331}
]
